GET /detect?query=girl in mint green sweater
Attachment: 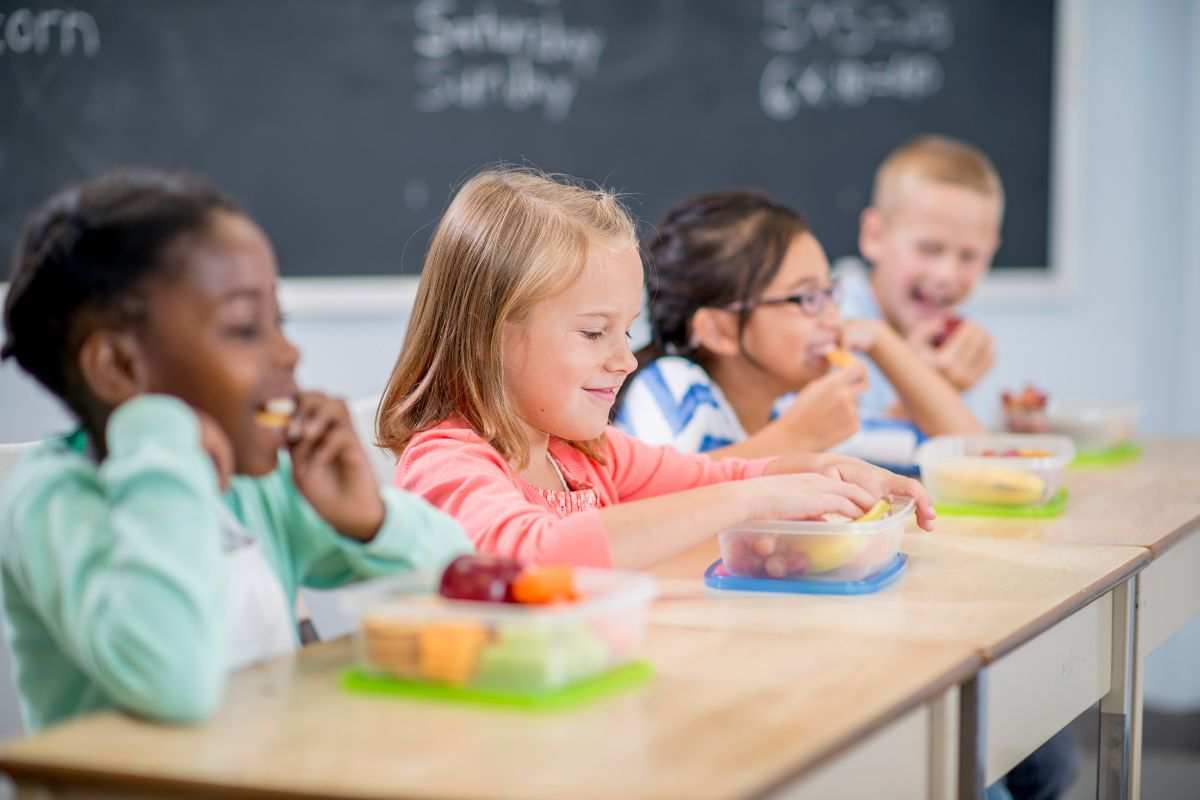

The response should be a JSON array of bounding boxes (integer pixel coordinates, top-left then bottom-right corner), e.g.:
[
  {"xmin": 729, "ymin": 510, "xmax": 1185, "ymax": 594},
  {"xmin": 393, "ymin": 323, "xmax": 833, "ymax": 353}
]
[{"xmin": 0, "ymin": 170, "xmax": 470, "ymax": 732}]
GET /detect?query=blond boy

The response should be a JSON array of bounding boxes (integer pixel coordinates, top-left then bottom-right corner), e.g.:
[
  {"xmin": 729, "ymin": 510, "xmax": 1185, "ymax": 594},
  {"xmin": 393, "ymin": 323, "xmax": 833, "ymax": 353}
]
[{"xmin": 839, "ymin": 135, "xmax": 1003, "ymax": 424}]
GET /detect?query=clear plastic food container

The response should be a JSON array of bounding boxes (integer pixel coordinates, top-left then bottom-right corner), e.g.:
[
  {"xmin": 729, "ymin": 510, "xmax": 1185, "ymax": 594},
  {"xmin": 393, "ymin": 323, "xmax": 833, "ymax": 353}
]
[
  {"xmin": 717, "ymin": 497, "xmax": 915, "ymax": 582},
  {"xmin": 338, "ymin": 569, "xmax": 656, "ymax": 693},
  {"xmin": 1044, "ymin": 405, "xmax": 1138, "ymax": 452},
  {"xmin": 917, "ymin": 435, "xmax": 1075, "ymax": 507}
]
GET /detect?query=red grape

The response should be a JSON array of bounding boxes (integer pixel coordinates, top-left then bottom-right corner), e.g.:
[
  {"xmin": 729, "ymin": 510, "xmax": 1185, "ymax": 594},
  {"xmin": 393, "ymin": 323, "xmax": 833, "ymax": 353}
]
[{"xmin": 438, "ymin": 554, "xmax": 524, "ymax": 603}]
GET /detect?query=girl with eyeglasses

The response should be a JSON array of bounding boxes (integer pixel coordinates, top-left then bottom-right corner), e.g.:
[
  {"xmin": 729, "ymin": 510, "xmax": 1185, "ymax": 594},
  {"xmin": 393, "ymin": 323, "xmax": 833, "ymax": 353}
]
[{"xmin": 616, "ymin": 191, "xmax": 977, "ymax": 461}]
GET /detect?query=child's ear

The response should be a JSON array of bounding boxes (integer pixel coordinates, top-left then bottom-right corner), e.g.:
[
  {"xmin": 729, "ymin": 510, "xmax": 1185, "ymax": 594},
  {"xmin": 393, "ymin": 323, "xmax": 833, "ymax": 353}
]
[
  {"xmin": 77, "ymin": 329, "xmax": 150, "ymax": 408},
  {"xmin": 689, "ymin": 308, "xmax": 741, "ymax": 358},
  {"xmin": 859, "ymin": 207, "xmax": 884, "ymax": 262}
]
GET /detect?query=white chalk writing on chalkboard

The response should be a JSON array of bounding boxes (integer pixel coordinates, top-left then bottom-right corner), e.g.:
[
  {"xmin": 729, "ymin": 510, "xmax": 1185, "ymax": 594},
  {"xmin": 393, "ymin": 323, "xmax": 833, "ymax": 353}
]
[
  {"xmin": 412, "ymin": 0, "xmax": 606, "ymax": 123},
  {"xmin": 759, "ymin": 0, "xmax": 951, "ymax": 118},
  {"xmin": 0, "ymin": 9, "xmax": 100, "ymax": 57}
]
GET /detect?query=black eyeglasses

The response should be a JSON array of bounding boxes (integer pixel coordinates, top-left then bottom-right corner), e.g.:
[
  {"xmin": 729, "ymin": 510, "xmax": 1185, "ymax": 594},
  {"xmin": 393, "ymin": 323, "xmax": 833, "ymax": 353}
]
[{"xmin": 725, "ymin": 281, "xmax": 842, "ymax": 317}]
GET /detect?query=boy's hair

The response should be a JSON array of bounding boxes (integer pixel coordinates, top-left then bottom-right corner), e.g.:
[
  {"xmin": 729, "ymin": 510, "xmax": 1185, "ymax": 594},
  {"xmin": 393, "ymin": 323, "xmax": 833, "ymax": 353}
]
[
  {"xmin": 637, "ymin": 190, "xmax": 810, "ymax": 372},
  {"xmin": 2, "ymin": 169, "xmax": 236, "ymax": 422},
  {"xmin": 872, "ymin": 134, "xmax": 1005, "ymax": 216},
  {"xmin": 377, "ymin": 167, "xmax": 637, "ymax": 468}
]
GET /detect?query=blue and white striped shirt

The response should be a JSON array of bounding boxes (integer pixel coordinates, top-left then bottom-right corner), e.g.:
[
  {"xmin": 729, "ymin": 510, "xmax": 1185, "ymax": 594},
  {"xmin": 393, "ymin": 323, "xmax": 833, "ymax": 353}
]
[{"xmin": 615, "ymin": 354, "xmax": 924, "ymax": 473}]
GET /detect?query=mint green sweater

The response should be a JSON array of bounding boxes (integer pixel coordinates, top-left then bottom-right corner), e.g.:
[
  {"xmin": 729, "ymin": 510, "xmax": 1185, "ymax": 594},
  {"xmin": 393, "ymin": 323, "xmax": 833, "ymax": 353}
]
[{"xmin": 0, "ymin": 396, "xmax": 470, "ymax": 732}]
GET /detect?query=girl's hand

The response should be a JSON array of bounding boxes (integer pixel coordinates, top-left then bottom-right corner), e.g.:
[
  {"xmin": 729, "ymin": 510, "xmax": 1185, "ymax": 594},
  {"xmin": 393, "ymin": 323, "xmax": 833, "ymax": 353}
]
[
  {"xmin": 287, "ymin": 392, "xmax": 385, "ymax": 541},
  {"xmin": 779, "ymin": 361, "xmax": 868, "ymax": 450},
  {"xmin": 816, "ymin": 455, "xmax": 936, "ymax": 531},
  {"xmin": 744, "ymin": 473, "xmax": 875, "ymax": 521},
  {"xmin": 195, "ymin": 409, "xmax": 234, "ymax": 491}
]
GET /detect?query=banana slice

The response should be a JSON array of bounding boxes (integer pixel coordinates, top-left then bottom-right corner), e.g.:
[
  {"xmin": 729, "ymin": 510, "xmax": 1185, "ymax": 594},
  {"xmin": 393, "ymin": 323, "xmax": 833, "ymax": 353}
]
[
  {"xmin": 933, "ymin": 464, "xmax": 1046, "ymax": 506},
  {"xmin": 854, "ymin": 499, "xmax": 891, "ymax": 523}
]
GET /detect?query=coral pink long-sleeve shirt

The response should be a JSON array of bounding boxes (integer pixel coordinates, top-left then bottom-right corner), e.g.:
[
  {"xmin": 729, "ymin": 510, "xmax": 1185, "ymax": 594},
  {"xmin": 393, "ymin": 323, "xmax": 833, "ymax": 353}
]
[{"xmin": 394, "ymin": 417, "xmax": 771, "ymax": 567}]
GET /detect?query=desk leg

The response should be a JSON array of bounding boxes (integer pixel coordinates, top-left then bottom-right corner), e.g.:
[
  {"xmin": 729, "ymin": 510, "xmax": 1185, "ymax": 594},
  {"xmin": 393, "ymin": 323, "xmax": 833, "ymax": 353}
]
[
  {"xmin": 930, "ymin": 687, "xmax": 960, "ymax": 800},
  {"xmin": 958, "ymin": 671, "xmax": 987, "ymax": 800},
  {"xmin": 1098, "ymin": 575, "xmax": 1139, "ymax": 800}
]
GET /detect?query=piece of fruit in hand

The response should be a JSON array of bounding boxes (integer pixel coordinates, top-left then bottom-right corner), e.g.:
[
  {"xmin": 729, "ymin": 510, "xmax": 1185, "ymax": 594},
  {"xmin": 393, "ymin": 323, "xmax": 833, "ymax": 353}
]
[
  {"xmin": 438, "ymin": 554, "xmax": 524, "ymax": 603},
  {"xmin": 930, "ymin": 315, "xmax": 963, "ymax": 348},
  {"xmin": 826, "ymin": 348, "xmax": 858, "ymax": 369},
  {"xmin": 854, "ymin": 499, "xmax": 891, "ymax": 523}
]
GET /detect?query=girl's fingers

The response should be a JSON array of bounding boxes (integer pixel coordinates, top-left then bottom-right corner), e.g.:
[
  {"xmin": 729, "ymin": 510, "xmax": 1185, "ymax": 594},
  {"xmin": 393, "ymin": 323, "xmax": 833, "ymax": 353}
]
[
  {"xmin": 817, "ymin": 470, "xmax": 876, "ymax": 509},
  {"xmin": 310, "ymin": 428, "xmax": 355, "ymax": 471},
  {"xmin": 289, "ymin": 396, "xmax": 343, "ymax": 465},
  {"xmin": 889, "ymin": 477, "xmax": 936, "ymax": 530},
  {"xmin": 823, "ymin": 494, "xmax": 866, "ymax": 519}
]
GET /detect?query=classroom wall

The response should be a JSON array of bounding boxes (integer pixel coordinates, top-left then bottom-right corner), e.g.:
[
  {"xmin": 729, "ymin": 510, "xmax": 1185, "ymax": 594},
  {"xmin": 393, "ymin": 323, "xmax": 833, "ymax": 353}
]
[{"xmin": 964, "ymin": 0, "xmax": 1195, "ymax": 436}]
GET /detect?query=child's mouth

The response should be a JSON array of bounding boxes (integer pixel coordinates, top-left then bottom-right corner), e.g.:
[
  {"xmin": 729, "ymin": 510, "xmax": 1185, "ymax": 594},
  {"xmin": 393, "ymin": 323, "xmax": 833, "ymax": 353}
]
[
  {"xmin": 254, "ymin": 397, "xmax": 295, "ymax": 430},
  {"xmin": 583, "ymin": 387, "xmax": 618, "ymax": 405},
  {"xmin": 909, "ymin": 285, "xmax": 957, "ymax": 315}
]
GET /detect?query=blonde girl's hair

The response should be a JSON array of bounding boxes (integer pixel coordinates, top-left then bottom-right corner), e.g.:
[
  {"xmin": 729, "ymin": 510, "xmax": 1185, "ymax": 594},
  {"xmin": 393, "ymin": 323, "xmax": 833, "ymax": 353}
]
[{"xmin": 377, "ymin": 167, "xmax": 638, "ymax": 468}]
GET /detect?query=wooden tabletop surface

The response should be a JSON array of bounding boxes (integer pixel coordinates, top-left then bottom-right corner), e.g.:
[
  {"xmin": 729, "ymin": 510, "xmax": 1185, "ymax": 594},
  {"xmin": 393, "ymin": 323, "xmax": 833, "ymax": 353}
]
[
  {"xmin": 650, "ymin": 532, "xmax": 1148, "ymax": 662},
  {"xmin": 0, "ymin": 437, "xmax": 1191, "ymax": 797},
  {"xmin": 929, "ymin": 439, "xmax": 1200, "ymax": 554},
  {"xmin": 0, "ymin": 627, "xmax": 978, "ymax": 800}
]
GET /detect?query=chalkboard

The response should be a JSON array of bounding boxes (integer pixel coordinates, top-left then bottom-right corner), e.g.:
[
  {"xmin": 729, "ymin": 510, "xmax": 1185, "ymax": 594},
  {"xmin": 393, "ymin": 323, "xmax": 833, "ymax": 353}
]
[{"xmin": 1, "ymin": 0, "xmax": 1056, "ymax": 278}]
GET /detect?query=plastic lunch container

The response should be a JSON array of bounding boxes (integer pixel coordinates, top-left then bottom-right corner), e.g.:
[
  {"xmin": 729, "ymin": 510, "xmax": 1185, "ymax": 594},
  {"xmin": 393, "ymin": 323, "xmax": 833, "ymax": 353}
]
[
  {"xmin": 916, "ymin": 435, "xmax": 1075, "ymax": 507},
  {"xmin": 338, "ymin": 569, "xmax": 657, "ymax": 693},
  {"xmin": 717, "ymin": 496, "xmax": 915, "ymax": 582},
  {"xmin": 1044, "ymin": 405, "xmax": 1138, "ymax": 452}
]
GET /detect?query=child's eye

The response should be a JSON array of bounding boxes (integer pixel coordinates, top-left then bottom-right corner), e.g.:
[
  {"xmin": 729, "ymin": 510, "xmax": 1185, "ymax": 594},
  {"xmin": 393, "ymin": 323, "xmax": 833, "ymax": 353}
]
[
  {"xmin": 580, "ymin": 330, "xmax": 604, "ymax": 341},
  {"xmin": 225, "ymin": 323, "xmax": 264, "ymax": 341}
]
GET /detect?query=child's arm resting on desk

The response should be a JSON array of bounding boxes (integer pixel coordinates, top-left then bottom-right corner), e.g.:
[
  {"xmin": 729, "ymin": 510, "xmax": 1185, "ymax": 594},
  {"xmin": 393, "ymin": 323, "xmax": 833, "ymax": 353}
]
[
  {"xmin": 395, "ymin": 434, "xmax": 614, "ymax": 567},
  {"xmin": 0, "ymin": 396, "xmax": 227, "ymax": 723},
  {"xmin": 842, "ymin": 319, "xmax": 983, "ymax": 436},
  {"xmin": 590, "ymin": 430, "xmax": 877, "ymax": 568}
]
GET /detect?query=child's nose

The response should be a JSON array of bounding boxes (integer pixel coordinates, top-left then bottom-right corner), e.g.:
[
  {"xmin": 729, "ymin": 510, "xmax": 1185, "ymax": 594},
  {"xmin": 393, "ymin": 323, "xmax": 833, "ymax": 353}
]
[
  {"xmin": 274, "ymin": 329, "xmax": 300, "ymax": 371},
  {"xmin": 931, "ymin": 254, "xmax": 959, "ymax": 284},
  {"xmin": 611, "ymin": 340, "xmax": 638, "ymax": 374}
]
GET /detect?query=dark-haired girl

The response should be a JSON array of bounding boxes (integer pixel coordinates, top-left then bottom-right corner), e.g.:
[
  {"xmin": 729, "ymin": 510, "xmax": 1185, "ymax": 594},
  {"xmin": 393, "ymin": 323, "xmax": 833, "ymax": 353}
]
[
  {"xmin": 0, "ymin": 169, "xmax": 469, "ymax": 731},
  {"xmin": 617, "ymin": 191, "xmax": 975, "ymax": 462}
]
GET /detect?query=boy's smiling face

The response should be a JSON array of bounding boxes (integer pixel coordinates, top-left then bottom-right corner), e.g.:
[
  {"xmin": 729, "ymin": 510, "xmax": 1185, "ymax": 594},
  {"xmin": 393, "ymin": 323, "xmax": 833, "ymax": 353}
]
[
  {"xmin": 133, "ymin": 211, "xmax": 300, "ymax": 475},
  {"xmin": 860, "ymin": 178, "xmax": 1002, "ymax": 336}
]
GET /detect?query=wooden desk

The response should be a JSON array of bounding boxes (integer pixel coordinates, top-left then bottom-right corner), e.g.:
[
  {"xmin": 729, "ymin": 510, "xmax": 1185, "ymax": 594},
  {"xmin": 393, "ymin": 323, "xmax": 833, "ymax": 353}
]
[
  {"xmin": 650, "ymin": 533, "xmax": 1149, "ymax": 796},
  {"xmin": 0, "ymin": 441, "xmax": 1192, "ymax": 800},
  {"xmin": 931, "ymin": 440, "xmax": 1200, "ymax": 553},
  {"xmin": 0, "ymin": 627, "xmax": 979, "ymax": 800},
  {"xmin": 925, "ymin": 439, "xmax": 1200, "ymax": 798}
]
